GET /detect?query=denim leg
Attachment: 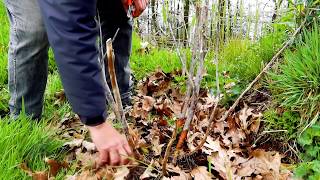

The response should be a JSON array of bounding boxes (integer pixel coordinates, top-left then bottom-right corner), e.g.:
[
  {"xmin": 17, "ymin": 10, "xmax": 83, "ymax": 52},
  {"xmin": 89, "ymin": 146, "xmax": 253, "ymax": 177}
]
[
  {"xmin": 4, "ymin": 0, "xmax": 49, "ymax": 119},
  {"xmin": 97, "ymin": 0, "xmax": 133, "ymax": 107}
]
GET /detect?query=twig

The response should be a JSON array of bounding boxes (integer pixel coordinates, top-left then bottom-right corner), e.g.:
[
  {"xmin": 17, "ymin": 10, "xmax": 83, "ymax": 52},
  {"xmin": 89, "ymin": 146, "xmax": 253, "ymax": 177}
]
[
  {"xmin": 112, "ymin": 28, "xmax": 120, "ymax": 43},
  {"xmin": 106, "ymin": 39, "xmax": 127, "ymax": 132},
  {"xmin": 299, "ymin": 112, "xmax": 319, "ymax": 137},
  {"xmin": 162, "ymin": 122, "xmax": 178, "ymax": 176},
  {"xmin": 97, "ymin": 12, "xmax": 117, "ymax": 113},
  {"xmin": 168, "ymin": 23, "xmax": 188, "ymax": 77}
]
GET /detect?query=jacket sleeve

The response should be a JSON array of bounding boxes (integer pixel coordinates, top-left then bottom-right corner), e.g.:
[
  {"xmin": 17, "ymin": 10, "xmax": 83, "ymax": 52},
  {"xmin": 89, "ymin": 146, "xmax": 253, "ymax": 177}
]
[{"xmin": 38, "ymin": 0, "xmax": 107, "ymax": 126}]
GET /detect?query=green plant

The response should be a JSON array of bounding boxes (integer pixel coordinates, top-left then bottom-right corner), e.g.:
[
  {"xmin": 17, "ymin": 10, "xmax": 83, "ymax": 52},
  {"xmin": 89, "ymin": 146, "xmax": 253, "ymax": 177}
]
[
  {"xmin": 295, "ymin": 122, "xmax": 320, "ymax": 179},
  {"xmin": 263, "ymin": 109, "xmax": 301, "ymax": 140},
  {"xmin": 268, "ymin": 25, "xmax": 320, "ymax": 119}
]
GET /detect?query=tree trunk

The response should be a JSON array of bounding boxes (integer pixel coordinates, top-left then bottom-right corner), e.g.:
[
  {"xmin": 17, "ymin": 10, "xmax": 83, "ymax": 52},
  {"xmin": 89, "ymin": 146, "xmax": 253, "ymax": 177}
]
[
  {"xmin": 151, "ymin": 0, "xmax": 158, "ymax": 35},
  {"xmin": 183, "ymin": 0, "xmax": 190, "ymax": 46},
  {"xmin": 218, "ymin": 0, "xmax": 226, "ymax": 42}
]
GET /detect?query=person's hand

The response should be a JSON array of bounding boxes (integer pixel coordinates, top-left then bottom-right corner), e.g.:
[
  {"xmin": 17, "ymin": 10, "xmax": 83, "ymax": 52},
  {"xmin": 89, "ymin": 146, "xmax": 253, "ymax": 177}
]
[
  {"xmin": 88, "ymin": 121, "xmax": 133, "ymax": 166},
  {"xmin": 122, "ymin": 0, "xmax": 149, "ymax": 18}
]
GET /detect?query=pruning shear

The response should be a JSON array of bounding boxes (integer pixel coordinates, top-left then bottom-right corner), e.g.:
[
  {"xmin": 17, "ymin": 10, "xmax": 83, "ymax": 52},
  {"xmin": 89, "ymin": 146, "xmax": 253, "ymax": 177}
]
[{"xmin": 127, "ymin": 0, "xmax": 135, "ymax": 21}]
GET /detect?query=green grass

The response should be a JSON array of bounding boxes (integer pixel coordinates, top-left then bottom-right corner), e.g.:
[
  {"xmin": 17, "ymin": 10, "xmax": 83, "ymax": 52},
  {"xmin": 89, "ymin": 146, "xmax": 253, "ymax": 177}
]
[
  {"xmin": 268, "ymin": 25, "xmax": 320, "ymax": 120},
  {"xmin": 0, "ymin": 3, "xmax": 10, "ymax": 115},
  {"xmin": 0, "ymin": 3, "xmax": 8, "ymax": 87},
  {"xmin": 131, "ymin": 33, "xmax": 181, "ymax": 80},
  {"xmin": 219, "ymin": 32, "xmax": 285, "ymax": 84},
  {"xmin": 0, "ymin": 115, "xmax": 63, "ymax": 179}
]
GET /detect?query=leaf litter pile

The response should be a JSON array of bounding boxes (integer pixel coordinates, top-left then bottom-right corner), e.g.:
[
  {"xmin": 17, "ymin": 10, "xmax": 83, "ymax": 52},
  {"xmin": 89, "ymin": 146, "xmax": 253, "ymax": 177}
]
[{"xmin": 21, "ymin": 70, "xmax": 294, "ymax": 180}]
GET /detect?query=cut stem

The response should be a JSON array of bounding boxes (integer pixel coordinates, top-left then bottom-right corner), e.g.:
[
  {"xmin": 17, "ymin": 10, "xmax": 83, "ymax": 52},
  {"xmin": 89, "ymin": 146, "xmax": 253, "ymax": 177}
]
[{"xmin": 106, "ymin": 39, "xmax": 141, "ymax": 159}]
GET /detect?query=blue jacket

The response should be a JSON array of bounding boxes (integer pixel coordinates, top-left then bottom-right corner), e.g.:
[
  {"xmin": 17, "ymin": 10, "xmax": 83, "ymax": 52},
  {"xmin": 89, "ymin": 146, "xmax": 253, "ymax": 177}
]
[{"xmin": 38, "ymin": 0, "xmax": 107, "ymax": 125}]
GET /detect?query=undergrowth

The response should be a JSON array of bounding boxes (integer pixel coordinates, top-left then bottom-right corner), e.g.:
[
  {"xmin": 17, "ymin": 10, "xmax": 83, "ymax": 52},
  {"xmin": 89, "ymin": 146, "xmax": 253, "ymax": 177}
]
[
  {"xmin": 132, "ymin": 31, "xmax": 285, "ymax": 106},
  {"xmin": 263, "ymin": 108, "xmax": 301, "ymax": 141}
]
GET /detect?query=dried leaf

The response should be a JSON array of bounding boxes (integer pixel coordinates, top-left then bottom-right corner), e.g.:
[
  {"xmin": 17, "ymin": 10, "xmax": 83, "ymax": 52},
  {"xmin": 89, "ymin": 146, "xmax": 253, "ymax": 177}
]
[
  {"xmin": 205, "ymin": 137, "xmax": 247, "ymax": 180},
  {"xmin": 63, "ymin": 139, "xmax": 83, "ymax": 150},
  {"xmin": 82, "ymin": 140, "xmax": 96, "ymax": 152},
  {"xmin": 32, "ymin": 172, "xmax": 49, "ymax": 180},
  {"xmin": 140, "ymin": 160, "xmax": 157, "ymax": 179},
  {"xmin": 96, "ymin": 167, "xmax": 114, "ymax": 180},
  {"xmin": 20, "ymin": 163, "xmax": 48, "ymax": 180},
  {"xmin": 238, "ymin": 104, "xmax": 254, "ymax": 131},
  {"xmin": 237, "ymin": 104, "xmax": 262, "ymax": 134},
  {"xmin": 69, "ymin": 171, "xmax": 97, "ymax": 180},
  {"xmin": 45, "ymin": 158, "xmax": 69, "ymax": 176},
  {"xmin": 131, "ymin": 99, "xmax": 149, "ymax": 120},
  {"xmin": 224, "ymin": 82, "xmax": 236, "ymax": 90},
  {"xmin": 142, "ymin": 96, "xmax": 155, "ymax": 111},
  {"xmin": 170, "ymin": 172, "xmax": 192, "ymax": 180},
  {"xmin": 205, "ymin": 138, "xmax": 232, "ymax": 179},
  {"xmin": 190, "ymin": 166, "xmax": 213, "ymax": 180},
  {"xmin": 237, "ymin": 149, "xmax": 282, "ymax": 179},
  {"xmin": 20, "ymin": 163, "xmax": 33, "ymax": 176},
  {"xmin": 172, "ymin": 100, "xmax": 183, "ymax": 116},
  {"xmin": 114, "ymin": 167, "xmax": 130, "ymax": 180},
  {"xmin": 54, "ymin": 90, "xmax": 66, "ymax": 105},
  {"xmin": 187, "ymin": 132, "xmax": 202, "ymax": 151}
]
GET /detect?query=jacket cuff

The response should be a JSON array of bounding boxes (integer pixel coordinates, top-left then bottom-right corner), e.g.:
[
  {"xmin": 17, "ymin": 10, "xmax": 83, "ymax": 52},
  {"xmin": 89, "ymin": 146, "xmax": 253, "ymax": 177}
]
[{"xmin": 79, "ymin": 110, "xmax": 108, "ymax": 126}]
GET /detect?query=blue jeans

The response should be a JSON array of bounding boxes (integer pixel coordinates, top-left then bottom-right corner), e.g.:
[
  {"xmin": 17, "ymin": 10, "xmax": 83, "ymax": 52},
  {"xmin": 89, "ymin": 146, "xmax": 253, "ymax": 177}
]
[
  {"xmin": 5, "ymin": 0, "xmax": 49, "ymax": 119},
  {"xmin": 4, "ymin": 0, "xmax": 133, "ymax": 119}
]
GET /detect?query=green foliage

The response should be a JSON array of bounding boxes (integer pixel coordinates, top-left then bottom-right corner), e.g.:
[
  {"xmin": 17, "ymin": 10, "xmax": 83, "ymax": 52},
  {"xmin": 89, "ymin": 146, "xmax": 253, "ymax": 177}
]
[
  {"xmin": 268, "ymin": 25, "xmax": 320, "ymax": 119},
  {"xmin": 0, "ymin": 115, "xmax": 63, "ymax": 179},
  {"xmin": 295, "ymin": 121, "xmax": 320, "ymax": 179},
  {"xmin": 263, "ymin": 109, "xmax": 301, "ymax": 140}
]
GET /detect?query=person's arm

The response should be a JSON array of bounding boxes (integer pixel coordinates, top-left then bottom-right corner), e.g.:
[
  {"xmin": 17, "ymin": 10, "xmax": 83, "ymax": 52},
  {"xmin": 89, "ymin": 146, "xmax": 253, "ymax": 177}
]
[{"xmin": 38, "ymin": 0, "xmax": 132, "ymax": 166}]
